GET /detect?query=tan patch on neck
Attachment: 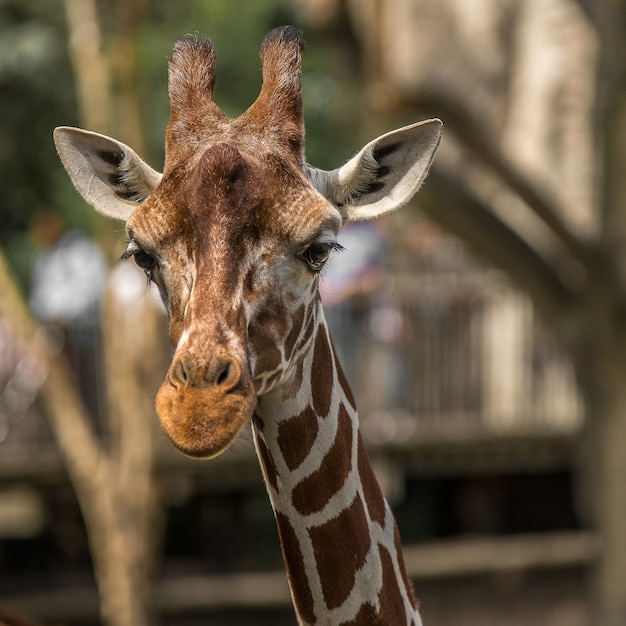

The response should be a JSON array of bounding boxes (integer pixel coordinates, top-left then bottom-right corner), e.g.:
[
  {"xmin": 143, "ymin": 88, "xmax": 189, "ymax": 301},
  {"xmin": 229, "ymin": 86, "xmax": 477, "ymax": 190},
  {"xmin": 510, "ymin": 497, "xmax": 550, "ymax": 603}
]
[
  {"xmin": 255, "ymin": 428, "xmax": 279, "ymax": 493},
  {"xmin": 287, "ymin": 355, "xmax": 306, "ymax": 401},
  {"xmin": 334, "ymin": 341, "xmax": 357, "ymax": 410},
  {"xmin": 346, "ymin": 544, "xmax": 410, "ymax": 625},
  {"xmin": 277, "ymin": 405, "xmax": 319, "ymax": 471},
  {"xmin": 291, "ymin": 403, "xmax": 353, "ymax": 516},
  {"xmin": 249, "ymin": 298, "xmax": 288, "ymax": 379},
  {"xmin": 284, "ymin": 303, "xmax": 306, "ymax": 362},
  {"xmin": 311, "ymin": 325, "xmax": 333, "ymax": 418},
  {"xmin": 394, "ymin": 522, "xmax": 418, "ymax": 608},
  {"xmin": 357, "ymin": 435, "xmax": 387, "ymax": 526},
  {"xmin": 377, "ymin": 543, "xmax": 414, "ymax": 622},
  {"xmin": 309, "ymin": 494, "xmax": 371, "ymax": 610},
  {"xmin": 275, "ymin": 512, "xmax": 316, "ymax": 625}
]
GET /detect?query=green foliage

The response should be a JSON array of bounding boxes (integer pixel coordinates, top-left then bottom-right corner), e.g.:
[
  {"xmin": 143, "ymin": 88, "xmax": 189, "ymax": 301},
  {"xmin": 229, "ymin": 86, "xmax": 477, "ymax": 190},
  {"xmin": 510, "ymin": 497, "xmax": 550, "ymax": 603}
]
[
  {"xmin": 135, "ymin": 0, "xmax": 361, "ymax": 168},
  {"xmin": 0, "ymin": 0, "xmax": 77, "ymax": 288},
  {"xmin": 1, "ymin": 0, "xmax": 362, "ymax": 290}
]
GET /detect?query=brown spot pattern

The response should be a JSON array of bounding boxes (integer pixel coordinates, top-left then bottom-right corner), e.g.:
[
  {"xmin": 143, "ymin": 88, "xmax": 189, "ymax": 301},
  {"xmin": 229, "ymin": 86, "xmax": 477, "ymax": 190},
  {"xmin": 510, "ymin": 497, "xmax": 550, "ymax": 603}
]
[
  {"xmin": 309, "ymin": 495, "xmax": 371, "ymax": 610},
  {"xmin": 394, "ymin": 523, "xmax": 417, "ymax": 607},
  {"xmin": 281, "ymin": 355, "xmax": 306, "ymax": 402},
  {"xmin": 249, "ymin": 311, "xmax": 284, "ymax": 378},
  {"xmin": 333, "ymin": 341, "xmax": 357, "ymax": 411},
  {"xmin": 347, "ymin": 602, "xmax": 379, "ymax": 626},
  {"xmin": 292, "ymin": 404, "xmax": 353, "ymax": 516},
  {"xmin": 377, "ymin": 544, "xmax": 410, "ymax": 623},
  {"xmin": 92, "ymin": 29, "xmax": 418, "ymax": 625},
  {"xmin": 277, "ymin": 405, "xmax": 319, "ymax": 471},
  {"xmin": 291, "ymin": 357, "xmax": 305, "ymax": 398},
  {"xmin": 311, "ymin": 326, "xmax": 333, "ymax": 418},
  {"xmin": 344, "ymin": 545, "xmax": 407, "ymax": 625},
  {"xmin": 275, "ymin": 512, "xmax": 316, "ymax": 625},
  {"xmin": 357, "ymin": 435, "xmax": 387, "ymax": 526},
  {"xmin": 284, "ymin": 303, "xmax": 305, "ymax": 362}
]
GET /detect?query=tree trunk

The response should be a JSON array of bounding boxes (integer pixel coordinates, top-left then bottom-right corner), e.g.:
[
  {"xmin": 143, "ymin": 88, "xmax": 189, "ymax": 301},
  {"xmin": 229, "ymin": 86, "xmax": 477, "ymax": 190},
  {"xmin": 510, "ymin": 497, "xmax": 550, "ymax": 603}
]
[
  {"xmin": 58, "ymin": 1, "xmax": 165, "ymax": 623},
  {"xmin": 593, "ymin": 386, "xmax": 626, "ymax": 626},
  {"xmin": 62, "ymin": 0, "xmax": 111, "ymax": 134},
  {"xmin": 99, "ymin": 263, "xmax": 167, "ymax": 626},
  {"xmin": 73, "ymin": 461, "xmax": 151, "ymax": 626},
  {"xmin": 0, "ymin": 253, "xmax": 163, "ymax": 626},
  {"xmin": 579, "ymin": 330, "xmax": 626, "ymax": 625},
  {"xmin": 591, "ymin": 2, "xmax": 626, "ymax": 623}
]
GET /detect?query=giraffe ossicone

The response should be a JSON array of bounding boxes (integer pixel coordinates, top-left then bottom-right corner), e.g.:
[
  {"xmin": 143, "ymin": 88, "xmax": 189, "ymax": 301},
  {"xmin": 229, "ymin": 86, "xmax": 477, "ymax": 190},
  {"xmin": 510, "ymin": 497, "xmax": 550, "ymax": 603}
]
[{"xmin": 54, "ymin": 26, "xmax": 441, "ymax": 625}]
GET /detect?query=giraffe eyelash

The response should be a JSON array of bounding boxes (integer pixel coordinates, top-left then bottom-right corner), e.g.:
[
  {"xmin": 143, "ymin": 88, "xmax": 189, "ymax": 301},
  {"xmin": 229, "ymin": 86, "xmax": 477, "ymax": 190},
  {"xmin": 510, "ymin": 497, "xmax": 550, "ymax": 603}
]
[
  {"xmin": 121, "ymin": 238, "xmax": 140, "ymax": 260},
  {"xmin": 325, "ymin": 241, "xmax": 345, "ymax": 254},
  {"xmin": 121, "ymin": 239, "xmax": 158, "ymax": 284}
]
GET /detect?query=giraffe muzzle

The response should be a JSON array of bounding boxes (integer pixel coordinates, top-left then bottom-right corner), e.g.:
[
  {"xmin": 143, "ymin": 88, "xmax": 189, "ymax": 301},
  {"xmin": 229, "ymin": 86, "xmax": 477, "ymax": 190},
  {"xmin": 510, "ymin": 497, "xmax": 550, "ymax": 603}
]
[{"xmin": 155, "ymin": 351, "xmax": 257, "ymax": 458}]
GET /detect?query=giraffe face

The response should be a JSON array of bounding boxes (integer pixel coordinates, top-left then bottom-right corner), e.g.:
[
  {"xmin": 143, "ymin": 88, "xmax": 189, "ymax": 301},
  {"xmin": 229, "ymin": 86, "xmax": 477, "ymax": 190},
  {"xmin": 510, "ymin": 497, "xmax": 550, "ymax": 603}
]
[
  {"xmin": 124, "ymin": 141, "xmax": 342, "ymax": 458},
  {"xmin": 54, "ymin": 26, "xmax": 442, "ymax": 460}
]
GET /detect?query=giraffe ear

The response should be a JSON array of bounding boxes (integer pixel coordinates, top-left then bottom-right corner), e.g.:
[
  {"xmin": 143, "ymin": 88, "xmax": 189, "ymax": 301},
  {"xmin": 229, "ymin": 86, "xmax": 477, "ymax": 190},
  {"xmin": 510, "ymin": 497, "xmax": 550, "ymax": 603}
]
[
  {"xmin": 307, "ymin": 119, "xmax": 442, "ymax": 221},
  {"xmin": 53, "ymin": 127, "xmax": 162, "ymax": 221}
]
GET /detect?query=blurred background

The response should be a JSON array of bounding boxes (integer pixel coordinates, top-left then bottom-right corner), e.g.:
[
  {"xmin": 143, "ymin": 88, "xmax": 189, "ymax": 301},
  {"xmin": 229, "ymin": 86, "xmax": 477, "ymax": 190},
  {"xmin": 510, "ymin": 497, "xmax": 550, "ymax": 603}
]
[{"xmin": 1, "ymin": 0, "xmax": 625, "ymax": 624}]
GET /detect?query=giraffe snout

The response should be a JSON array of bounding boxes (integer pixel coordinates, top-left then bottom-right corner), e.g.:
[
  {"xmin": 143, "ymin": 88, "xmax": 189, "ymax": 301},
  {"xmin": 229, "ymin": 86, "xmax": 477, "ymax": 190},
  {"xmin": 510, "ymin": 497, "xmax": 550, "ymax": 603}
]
[
  {"xmin": 156, "ymin": 349, "xmax": 256, "ymax": 459},
  {"xmin": 169, "ymin": 352, "xmax": 242, "ymax": 393}
]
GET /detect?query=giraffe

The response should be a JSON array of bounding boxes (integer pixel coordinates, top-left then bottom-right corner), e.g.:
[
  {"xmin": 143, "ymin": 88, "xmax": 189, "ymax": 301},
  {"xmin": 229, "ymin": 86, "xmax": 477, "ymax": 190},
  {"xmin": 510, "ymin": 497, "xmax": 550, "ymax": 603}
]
[{"xmin": 54, "ymin": 27, "xmax": 442, "ymax": 625}]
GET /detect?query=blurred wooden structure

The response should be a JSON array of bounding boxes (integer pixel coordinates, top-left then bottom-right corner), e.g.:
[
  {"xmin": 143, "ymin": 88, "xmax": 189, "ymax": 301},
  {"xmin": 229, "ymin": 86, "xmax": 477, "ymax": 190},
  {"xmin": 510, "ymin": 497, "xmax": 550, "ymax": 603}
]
[
  {"xmin": 0, "ymin": 268, "xmax": 582, "ymax": 470},
  {"xmin": 0, "ymin": 262, "xmax": 587, "ymax": 623}
]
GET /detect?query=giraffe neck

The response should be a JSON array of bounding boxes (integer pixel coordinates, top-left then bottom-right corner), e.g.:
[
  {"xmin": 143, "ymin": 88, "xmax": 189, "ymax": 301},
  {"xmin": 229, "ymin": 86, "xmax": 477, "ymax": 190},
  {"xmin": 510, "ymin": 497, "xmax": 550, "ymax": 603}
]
[{"xmin": 253, "ymin": 306, "xmax": 420, "ymax": 626}]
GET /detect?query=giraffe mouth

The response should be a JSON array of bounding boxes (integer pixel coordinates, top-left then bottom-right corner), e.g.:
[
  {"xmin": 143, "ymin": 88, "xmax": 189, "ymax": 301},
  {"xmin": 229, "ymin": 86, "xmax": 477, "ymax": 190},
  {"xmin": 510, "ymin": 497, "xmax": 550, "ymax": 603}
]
[{"xmin": 155, "ymin": 353, "xmax": 257, "ymax": 459}]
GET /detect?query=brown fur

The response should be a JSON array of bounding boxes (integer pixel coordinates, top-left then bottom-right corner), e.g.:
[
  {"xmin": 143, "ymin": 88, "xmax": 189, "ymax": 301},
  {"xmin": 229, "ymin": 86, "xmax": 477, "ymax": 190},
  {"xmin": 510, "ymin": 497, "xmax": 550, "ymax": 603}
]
[
  {"xmin": 309, "ymin": 495, "xmax": 371, "ymax": 610},
  {"xmin": 291, "ymin": 404, "xmax": 353, "ymax": 516},
  {"xmin": 275, "ymin": 513, "xmax": 316, "ymax": 624},
  {"xmin": 121, "ymin": 29, "xmax": 341, "ymax": 460},
  {"xmin": 278, "ymin": 405, "xmax": 319, "ymax": 471}
]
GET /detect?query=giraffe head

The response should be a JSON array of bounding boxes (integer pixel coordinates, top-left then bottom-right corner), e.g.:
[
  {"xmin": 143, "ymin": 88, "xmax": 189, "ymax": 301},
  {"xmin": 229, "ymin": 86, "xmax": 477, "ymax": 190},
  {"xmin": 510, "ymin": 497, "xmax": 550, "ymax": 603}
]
[{"xmin": 54, "ymin": 27, "xmax": 442, "ymax": 459}]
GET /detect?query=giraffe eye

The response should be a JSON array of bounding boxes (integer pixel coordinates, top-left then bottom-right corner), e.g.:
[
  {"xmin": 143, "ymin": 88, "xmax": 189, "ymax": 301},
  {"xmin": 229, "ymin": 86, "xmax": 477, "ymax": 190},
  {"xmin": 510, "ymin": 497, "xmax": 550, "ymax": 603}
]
[
  {"xmin": 121, "ymin": 240, "xmax": 157, "ymax": 282},
  {"xmin": 133, "ymin": 249, "xmax": 156, "ymax": 272},
  {"xmin": 302, "ymin": 241, "xmax": 343, "ymax": 272},
  {"xmin": 133, "ymin": 250, "xmax": 157, "ymax": 283}
]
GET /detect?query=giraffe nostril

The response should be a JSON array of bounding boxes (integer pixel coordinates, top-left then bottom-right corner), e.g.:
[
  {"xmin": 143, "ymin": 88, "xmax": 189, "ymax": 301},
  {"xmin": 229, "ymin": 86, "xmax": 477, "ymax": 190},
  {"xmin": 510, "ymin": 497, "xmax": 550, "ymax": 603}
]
[
  {"xmin": 169, "ymin": 353, "xmax": 243, "ymax": 392},
  {"xmin": 170, "ymin": 358, "xmax": 190, "ymax": 389},
  {"xmin": 213, "ymin": 357, "xmax": 241, "ymax": 392},
  {"xmin": 216, "ymin": 362, "xmax": 231, "ymax": 386}
]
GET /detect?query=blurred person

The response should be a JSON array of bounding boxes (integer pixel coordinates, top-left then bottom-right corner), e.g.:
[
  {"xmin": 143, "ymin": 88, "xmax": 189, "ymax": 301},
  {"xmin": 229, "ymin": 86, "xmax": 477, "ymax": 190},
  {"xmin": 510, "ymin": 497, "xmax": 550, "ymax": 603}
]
[
  {"xmin": 29, "ymin": 212, "xmax": 106, "ymax": 328},
  {"xmin": 28, "ymin": 212, "xmax": 107, "ymax": 425},
  {"xmin": 320, "ymin": 220, "xmax": 388, "ymax": 387}
]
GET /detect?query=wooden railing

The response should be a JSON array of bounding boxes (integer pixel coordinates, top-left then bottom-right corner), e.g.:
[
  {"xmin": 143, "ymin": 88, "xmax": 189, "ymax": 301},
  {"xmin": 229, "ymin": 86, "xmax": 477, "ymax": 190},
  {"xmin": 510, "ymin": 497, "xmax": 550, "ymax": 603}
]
[
  {"xmin": 0, "ymin": 271, "xmax": 583, "ymax": 470},
  {"xmin": 325, "ymin": 271, "xmax": 582, "ymax": 440}
]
